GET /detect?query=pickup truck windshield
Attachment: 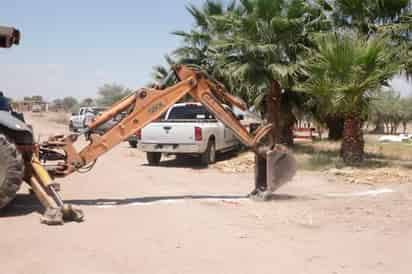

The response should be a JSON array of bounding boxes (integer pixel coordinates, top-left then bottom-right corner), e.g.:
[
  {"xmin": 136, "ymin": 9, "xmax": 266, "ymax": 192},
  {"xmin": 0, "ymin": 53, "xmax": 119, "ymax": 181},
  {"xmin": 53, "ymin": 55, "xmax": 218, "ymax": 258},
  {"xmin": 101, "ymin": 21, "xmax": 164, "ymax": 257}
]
[{"xmin": 168, "ymin": 105, "xmax": 215, "ymax": 120}]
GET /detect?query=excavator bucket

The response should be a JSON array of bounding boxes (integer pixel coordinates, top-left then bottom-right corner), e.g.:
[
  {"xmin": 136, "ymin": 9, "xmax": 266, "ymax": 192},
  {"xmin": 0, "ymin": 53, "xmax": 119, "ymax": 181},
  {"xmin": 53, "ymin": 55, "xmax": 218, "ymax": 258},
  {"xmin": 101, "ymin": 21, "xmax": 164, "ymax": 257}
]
[
  {"xmin": 253, "ymin": 145, "xmax": 297, "ymax": 198},
  {"xmin": 266, "ymin": 145, "xmax": 297, "ymax": 192}
]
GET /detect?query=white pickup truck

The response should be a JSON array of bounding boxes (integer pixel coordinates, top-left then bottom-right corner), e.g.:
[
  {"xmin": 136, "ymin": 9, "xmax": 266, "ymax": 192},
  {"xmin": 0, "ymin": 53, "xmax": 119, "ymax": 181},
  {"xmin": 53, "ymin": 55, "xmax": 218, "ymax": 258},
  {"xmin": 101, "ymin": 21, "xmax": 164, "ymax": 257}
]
[
  {"xmin": 69, "ymin": 107, "xmax": 124, "ymax": 134},
  {"xmin": 138, "ymin": 103, "xmax": 242, "ymax": 166},
  {"xmin": 69, "ymin": 107, "xmax": 107, "ymax": 132}
]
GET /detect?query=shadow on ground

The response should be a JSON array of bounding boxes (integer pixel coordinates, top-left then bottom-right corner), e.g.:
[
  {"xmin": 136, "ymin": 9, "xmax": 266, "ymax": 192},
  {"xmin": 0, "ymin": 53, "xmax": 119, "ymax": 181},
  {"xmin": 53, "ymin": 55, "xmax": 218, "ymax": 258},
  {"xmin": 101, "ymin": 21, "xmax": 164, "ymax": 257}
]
[
  {"xmin": 0, "ymin": 194, "xmax": 43, "ymax": 218},
  {"xmin": 1, "ymin": 193, "xmax": 304, "ymax": 219},
  {"xmin": 66, "ymin": 193, "xmax": 301, "ymax": 207},
  {"xmin": 142, "ymin": 150, "xmax": 241, "ymax": 170}
]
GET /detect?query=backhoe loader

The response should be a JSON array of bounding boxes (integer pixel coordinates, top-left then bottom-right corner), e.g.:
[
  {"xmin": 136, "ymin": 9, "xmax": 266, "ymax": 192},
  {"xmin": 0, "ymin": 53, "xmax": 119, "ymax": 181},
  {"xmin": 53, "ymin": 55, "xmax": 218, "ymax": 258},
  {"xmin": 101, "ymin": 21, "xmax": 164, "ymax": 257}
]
[{"xmin": 0, "ymin": 27, "xmax": 296, "ymax": 225}]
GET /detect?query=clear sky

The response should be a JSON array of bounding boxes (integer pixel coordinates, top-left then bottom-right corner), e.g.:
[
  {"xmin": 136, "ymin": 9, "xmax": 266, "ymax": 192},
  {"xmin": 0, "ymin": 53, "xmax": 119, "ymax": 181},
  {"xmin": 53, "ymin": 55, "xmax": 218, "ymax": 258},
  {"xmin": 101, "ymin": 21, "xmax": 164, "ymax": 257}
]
[
  {"xmin": 0, "ymin": 0, "xmax": 204, "ymax": 100},
  {"xmin": 1, "ymin": 0, "xmax": 411, "ymax": 101}
]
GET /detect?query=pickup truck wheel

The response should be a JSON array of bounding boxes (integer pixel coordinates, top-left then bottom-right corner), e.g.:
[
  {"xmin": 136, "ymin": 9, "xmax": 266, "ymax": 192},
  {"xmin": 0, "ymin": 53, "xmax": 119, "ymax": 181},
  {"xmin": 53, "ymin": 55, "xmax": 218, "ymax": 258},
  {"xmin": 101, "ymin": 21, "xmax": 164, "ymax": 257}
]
[
  {"xmin": 128, "ymin": 140, "xmax": 138, "ymax": 148},
  {"xmin": 200, "ymin": 140, "xmax": 216, "ymax": 166},
  {"xmin": 0, "ymin": 134, "xmax": 24, "ymax": 209},
  {"xmin": 147, "ymin": 152, "xmax": 161, "ymax": 165}
]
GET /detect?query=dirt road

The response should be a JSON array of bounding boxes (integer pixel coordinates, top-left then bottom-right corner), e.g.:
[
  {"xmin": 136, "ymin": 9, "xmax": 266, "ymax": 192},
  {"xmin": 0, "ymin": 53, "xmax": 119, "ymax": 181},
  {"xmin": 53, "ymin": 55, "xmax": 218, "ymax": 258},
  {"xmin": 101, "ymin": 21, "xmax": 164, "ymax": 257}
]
[{"xmin": 2, "ymin": 113, "xmax": 411, "ymax": 274}]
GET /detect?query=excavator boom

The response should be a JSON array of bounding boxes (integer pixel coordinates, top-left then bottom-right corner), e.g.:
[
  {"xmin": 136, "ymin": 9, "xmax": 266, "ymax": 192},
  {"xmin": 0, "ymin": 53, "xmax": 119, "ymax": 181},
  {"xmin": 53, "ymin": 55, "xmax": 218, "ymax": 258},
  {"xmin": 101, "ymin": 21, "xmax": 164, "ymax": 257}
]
[
  {"xmin": 41, "ymin": 65, "xmax": 272, "ymax": 176},
  {"xmin": 33, "ymin": 65, "xmax": 296, "ymax": 225}
]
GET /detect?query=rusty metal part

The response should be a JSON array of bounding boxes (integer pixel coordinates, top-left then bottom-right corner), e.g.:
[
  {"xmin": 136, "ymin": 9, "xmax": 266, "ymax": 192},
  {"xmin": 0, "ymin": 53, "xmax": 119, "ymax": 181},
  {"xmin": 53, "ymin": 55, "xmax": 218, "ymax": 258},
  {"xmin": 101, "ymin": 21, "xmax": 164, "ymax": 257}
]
[{"xmin": 40, "ymin": 134, "xmax": 83, "ymax": 175}]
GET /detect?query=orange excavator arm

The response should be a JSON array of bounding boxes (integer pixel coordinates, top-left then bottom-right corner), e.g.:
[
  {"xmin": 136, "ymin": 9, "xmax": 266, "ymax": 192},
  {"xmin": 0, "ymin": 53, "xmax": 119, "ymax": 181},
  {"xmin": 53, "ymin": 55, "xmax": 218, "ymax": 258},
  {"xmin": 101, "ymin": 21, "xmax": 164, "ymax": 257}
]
[
  {"xmin": 41, "ymin": 65, "xmax": 272, "ymax": 177},
  {"xmin": 32, "ymin": 65, "xmax": 296, "ymax": 225}
]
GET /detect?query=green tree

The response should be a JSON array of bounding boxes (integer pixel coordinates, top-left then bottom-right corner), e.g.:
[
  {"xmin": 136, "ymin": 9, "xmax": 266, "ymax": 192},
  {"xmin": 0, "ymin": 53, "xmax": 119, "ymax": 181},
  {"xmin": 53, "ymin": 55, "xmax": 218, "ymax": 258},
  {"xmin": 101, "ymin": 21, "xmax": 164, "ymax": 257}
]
[
  {"xmin": 299, "ymin": 33, "xmax": 401, "ymax": 164},
  {"xmin": 97, "ymin": 83, "xmax": 132, "ymax": 107},
  {"xmin": 81, "ymin": 98, "xmax": 95, "ymax": 107},
  {"xmin": 172, "ymin": 0, "xmax": 238, "ymax": 71},
  {"xmin": 62, "ymin": 97, "xmax": 79, "ymax": 112},
  {"xmin": 315, "ymin": 0, "xmax": 412, "ymax": 137},
  {"xmin": 208, "ymin": 0, "xmax": 329, "ymax": 145}
]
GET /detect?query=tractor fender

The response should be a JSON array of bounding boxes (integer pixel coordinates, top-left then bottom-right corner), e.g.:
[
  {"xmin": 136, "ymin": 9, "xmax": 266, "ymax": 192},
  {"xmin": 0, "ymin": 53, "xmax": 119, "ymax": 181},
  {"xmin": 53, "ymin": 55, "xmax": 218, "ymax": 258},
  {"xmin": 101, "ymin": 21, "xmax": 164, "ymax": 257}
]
[{"xmin": 0, "ymin": 110, "xmax": 34, "ymax": 144}]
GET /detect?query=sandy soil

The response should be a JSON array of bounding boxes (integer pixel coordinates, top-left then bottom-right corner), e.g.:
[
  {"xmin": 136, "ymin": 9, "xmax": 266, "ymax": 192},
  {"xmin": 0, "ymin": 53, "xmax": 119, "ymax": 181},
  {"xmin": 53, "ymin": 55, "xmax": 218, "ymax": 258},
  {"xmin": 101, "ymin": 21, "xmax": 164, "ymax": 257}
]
[{"xmin": 1, "ymin": 113, "xmax": 411, "ymax": 274}]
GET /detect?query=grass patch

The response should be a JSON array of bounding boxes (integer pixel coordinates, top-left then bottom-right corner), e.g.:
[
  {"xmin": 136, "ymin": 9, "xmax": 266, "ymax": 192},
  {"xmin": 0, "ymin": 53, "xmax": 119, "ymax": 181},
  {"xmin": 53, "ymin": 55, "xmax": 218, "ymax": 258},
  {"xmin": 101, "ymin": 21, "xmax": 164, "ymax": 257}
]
[
  {"xmin": 297, "ymin": 152, "xmax": 339, "ymax": 171},
  {"xmin": 294, "ymin": 136, "xmax": 412, "ymax": 171}
]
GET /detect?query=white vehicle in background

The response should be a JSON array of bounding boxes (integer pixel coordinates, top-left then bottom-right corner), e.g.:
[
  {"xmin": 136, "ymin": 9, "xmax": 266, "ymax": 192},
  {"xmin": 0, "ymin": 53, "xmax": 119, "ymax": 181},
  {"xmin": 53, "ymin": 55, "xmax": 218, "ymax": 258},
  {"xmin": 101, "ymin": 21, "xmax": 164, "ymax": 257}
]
[
  {"xmin": 379, "ymin": 134, "xmax": 412, "ymax": 143},
  {"xmin": 137, "ymin": 103, "xmax": 242, "ymax": 166},
  {"xmin": 69, "ymin": 107, "xmax": 108, "ymax": 132},
  {"xmin": 31, "ymin": 104, "xmax": 42, "ymax": 113}
]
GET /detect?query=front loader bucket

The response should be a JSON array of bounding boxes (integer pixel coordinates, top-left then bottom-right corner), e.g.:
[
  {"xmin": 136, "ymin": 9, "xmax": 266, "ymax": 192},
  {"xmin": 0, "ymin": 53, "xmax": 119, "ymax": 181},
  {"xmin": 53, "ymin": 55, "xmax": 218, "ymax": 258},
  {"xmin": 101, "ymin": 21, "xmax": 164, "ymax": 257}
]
[{"xmin": 253, "ymin": 145, "xmax": 297, "ymax": 198}]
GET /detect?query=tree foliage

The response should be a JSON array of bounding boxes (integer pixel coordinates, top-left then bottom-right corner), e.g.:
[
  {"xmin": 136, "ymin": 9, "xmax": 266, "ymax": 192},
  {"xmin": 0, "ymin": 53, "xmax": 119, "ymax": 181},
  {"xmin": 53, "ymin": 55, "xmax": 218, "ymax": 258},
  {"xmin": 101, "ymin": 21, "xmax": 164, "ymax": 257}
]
[
  {"xmin": 371, "ymin": 89, "xmax": 412, "ymax": 134},
  {"xmin": 61, "ymin": 97, "xmax": 79, "ymax": 112},
  {"xmin": 96, "ymin": 83, "xmax": 132, "ymax": 107},
  {"xmin": 299, "ymin": 32, "xmax": 401, "ymax": 163}
]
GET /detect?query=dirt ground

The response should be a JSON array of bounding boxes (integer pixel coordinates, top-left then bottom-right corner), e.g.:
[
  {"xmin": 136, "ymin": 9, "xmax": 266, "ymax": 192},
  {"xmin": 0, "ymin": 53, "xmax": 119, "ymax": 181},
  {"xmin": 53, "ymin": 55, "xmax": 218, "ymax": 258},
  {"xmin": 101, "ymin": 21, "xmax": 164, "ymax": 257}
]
[{"xmin": 1, "ymin": 113, "xmax": 412, "ymax": 274}]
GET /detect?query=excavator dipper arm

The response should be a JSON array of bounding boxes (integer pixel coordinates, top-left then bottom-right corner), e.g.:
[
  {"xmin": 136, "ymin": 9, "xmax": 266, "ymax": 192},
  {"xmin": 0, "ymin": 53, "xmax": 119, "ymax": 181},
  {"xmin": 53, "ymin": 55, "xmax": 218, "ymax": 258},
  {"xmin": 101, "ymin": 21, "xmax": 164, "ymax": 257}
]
[
  {"xmin": 33, "ymin": 65, "xmax": 295, "ymax": 225},
  {"xmin": 42, "ymin": 65, "xmax": 272, "ymax": 177}
]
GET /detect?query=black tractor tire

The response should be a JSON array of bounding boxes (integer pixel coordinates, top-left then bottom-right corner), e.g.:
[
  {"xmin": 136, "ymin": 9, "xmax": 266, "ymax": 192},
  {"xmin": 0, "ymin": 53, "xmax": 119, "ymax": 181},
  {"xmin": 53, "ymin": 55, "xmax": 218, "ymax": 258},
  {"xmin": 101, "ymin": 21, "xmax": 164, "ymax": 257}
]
[
  {"xmin": 0, "ymin": 134, "xmax": 24, "ymax": 209},
  {"xmin": 200, "ymin": 139, "xmax": 216, "ymax": 166},
  {"xmin": 146, "ymin": 152, "xmax": 161, "ymax": 166}
]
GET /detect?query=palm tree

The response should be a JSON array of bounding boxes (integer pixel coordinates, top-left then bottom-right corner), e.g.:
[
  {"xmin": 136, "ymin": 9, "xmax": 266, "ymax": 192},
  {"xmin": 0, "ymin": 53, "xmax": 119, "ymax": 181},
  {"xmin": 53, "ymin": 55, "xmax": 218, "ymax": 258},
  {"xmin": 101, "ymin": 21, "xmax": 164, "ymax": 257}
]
[
  {"xmin": 172, "ymin": 0, "xmax": 238, "ymax": 71},
  {"xmin": 149, "ymin": 55, "xmax": 176, "ymax": 87},
  {"xmin": 331, "ymin": 0, "xmax": 411, "ymax": 34},
  {"xmin": 299, "ymin": 33, "xmax": 401, "ymax": 164},
  {"xmin": 209, "ymin": 0, "xmax": 329, "ymax": 145},
  {"xmin": 318, "ymin": 0, "xmax": 411, "ymax": 137}
]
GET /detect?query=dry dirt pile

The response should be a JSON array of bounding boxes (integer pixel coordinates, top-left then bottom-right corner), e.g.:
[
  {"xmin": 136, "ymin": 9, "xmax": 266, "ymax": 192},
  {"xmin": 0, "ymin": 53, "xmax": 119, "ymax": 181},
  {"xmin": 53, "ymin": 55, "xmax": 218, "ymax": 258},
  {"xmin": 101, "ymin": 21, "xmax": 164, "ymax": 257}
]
[
  {"xmin": 211, "ymin": 152, "xmax": 255, "ymax": 173},
  {"xmin": 327, "ymin": 167, "xmax": 412, "ymax": 185},
  {"xmin": 212, "ymin": 151, "xmax": 412, "ymax": 185}
]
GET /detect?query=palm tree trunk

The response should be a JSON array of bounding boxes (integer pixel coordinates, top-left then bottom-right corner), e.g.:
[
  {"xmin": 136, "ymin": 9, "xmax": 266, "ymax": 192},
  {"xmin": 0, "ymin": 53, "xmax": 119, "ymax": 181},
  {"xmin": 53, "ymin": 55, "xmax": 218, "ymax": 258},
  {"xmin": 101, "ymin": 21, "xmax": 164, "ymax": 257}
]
[
  {"xmin": 371, "ymin": 114, "xmax": 385, "ymax": 134},
  {"xmin": 341, "ymin": 113, "xmax": 365, "ymax": 164},
  {"xmin": 266, "ymin": 80, "xmax": 282, "ymax": 144},
  {"xmin": 325, "ymin": 115, "xmax": 344, "ymax": 140},
  {"xmin": 279, "ymin": 104, "xmax": 296, "ymax": 146}
]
